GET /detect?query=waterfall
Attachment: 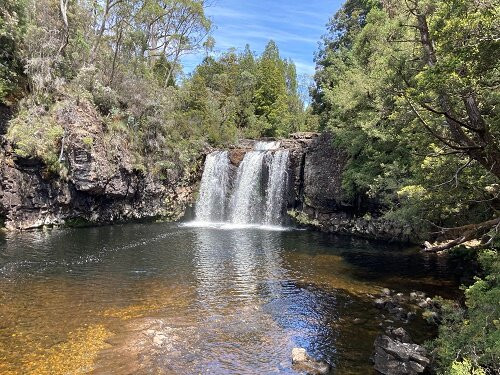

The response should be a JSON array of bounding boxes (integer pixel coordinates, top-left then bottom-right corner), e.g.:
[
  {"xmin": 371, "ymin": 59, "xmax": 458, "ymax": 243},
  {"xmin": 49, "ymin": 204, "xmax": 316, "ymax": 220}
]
[
  {"xmin": 229, "ymin": 151, "xmax": 267, "ymax": 224},
  {"xmin": 195, "ymin": 151, "xmax": 231, "ymax": 222},
  {"xmin": 254, "ymin": 141, "xmax": 280, "ymax": 151},
  {"xmin": 264, "ymin": 150, "xmax": 289, "ymax": 225},
  {"xmin": 194, "ymin": 142, "xmax": 289, "ymax": 227}
]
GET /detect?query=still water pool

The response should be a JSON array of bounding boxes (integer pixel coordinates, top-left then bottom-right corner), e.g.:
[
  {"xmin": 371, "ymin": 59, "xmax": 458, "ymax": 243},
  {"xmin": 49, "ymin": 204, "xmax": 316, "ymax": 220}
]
[{"xmin": 0, "ymin": 223, "xmax": 459, "ymax": 374}]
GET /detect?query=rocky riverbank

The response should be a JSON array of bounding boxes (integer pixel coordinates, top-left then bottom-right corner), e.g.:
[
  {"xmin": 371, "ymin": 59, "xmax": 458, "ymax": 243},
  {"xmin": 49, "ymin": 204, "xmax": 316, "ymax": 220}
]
[
  {"xmin": 0, "ymin": 100, "xmax": 202, "ymax": 230},
  {"xmin": 1, "ymin": 123, "xmax": 412, "ymax": 242}
]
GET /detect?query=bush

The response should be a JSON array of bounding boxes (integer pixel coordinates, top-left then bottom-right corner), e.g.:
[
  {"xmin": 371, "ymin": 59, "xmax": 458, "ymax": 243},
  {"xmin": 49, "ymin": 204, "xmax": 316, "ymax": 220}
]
[
  {"xmin": 92, "ymin": 84, "xmax": 119, "ymax": 115},
  {"xmin": 6, "ymin": 104, "xmax": 63, "ymax": 172},
  {"xmin": 449, "ymin": 359, "xmax": 486, "ymax": 375},
  {"xmin": 430, "ymin": 249, "xmax": 500, "ymax": 374}
]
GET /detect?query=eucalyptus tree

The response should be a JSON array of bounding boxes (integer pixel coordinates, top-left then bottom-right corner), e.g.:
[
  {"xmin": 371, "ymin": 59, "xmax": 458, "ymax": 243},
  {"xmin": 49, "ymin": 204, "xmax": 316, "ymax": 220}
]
[{"xmin": 88, "ymin": 0, "xmax": 211, "ymax": 85}]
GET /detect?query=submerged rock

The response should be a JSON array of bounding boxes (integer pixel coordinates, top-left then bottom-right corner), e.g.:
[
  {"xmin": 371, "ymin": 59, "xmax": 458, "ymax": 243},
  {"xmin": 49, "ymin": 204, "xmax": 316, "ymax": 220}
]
[
  {"xmin": 373, "ymin": 328, "xmax": 430, "ymax": 375},
  {"xmin": 373, "ymin": 289, "xmax": 428, "ymax": 323},
  {"xmin": 291, "ymin": 347, "xmax": 331, "ymax": 375}
]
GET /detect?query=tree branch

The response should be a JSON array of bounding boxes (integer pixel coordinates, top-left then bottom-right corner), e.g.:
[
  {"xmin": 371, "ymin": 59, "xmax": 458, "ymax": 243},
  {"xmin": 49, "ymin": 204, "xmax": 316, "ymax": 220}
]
[
  {"xmin": 419, "ymin": 102, "xmax": 479, "ymax": 132},
  {"xmin": 404, "ymin": 96, "xmax": 481, "ymax": 151},
  {"xmin": 424, "ymin": 217, "xmax": 500, "ymax": 252}
]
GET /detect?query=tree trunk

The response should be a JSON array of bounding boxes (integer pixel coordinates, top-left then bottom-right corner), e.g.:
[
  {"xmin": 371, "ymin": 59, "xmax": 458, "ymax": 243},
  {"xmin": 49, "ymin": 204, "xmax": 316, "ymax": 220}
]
[
  {"xmin": 91, "ymin": 0, "xmax": 113, "ymax": 63},
  {"xmin": 416, "ymin": 14, "xmax": 500, "ymax": 180},
  {"xmin": 424, "ymin": 217, "xmax": 500, "ymax": 252},
  {"xmin": 109, "ymin": 27, "xmax": 123, "ymax": 85},
  {"xmin": 58, "ymin": 0, "xmax": 69, "ymax": 56}
]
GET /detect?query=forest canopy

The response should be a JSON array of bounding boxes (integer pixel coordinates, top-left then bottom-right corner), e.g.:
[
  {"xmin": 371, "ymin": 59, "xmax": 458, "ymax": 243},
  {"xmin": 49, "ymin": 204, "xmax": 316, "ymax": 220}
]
[
  {"xmin": 0, "ymin": 0, "xmax": 307, "ymax": 177},
  {"xmin": 312, "ymin": 0, "xmax": 500, "ymax": 250}
]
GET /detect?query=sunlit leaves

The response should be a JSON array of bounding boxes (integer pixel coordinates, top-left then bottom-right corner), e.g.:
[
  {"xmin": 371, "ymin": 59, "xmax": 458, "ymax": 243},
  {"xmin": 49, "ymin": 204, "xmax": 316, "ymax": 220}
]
[{"xmin": 313, "ymin": 0, "xmax": 499, "ymax": 231}]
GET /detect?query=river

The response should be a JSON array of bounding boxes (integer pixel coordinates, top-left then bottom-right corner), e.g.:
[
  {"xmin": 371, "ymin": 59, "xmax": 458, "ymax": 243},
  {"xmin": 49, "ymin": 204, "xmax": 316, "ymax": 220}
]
[{"xmin": 0, "ymin": 222, "xmax": 459, "ymax": 374}]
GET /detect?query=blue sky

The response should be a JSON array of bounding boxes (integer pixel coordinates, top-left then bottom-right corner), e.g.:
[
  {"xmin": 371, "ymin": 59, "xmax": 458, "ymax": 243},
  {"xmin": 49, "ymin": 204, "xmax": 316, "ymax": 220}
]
[{"xmin": 182, "ymin": 0, "xmax": 343, "ymax": 77}]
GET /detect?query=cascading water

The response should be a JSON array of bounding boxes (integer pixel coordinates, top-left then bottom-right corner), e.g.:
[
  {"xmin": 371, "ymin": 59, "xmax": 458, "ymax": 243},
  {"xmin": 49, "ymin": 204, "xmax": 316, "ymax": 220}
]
[
  {"xmin": 195, "ymin": 151, "xmax": 231, "ymax": 222},
  {"xmin": 254, "ymin": 141, "xmax": 280, "ymax": 151},
  {"xmin": 194, "ymin": 142, "xmax": 289, "ymax": 227},
  {"xmin": 229, "ymin": 151, "xmax": 267, "ymax": 224},
  {"xmin": 264, "ymin": 150, "xmax": 290, "ymax": 225}
]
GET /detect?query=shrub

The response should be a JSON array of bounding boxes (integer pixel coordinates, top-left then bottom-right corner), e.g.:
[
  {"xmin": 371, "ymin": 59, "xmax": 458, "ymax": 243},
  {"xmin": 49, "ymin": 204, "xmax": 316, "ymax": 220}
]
[
  {"xmin": 449, "ymin": 359, "xmax": 486, "ymax": 375},
  {"xmin": 6, "ymin": 105, "xmax": 63, "ymax": 172},
  {"xmin": 430, "ymin": 250, "xmax": 500, "ymax": 374}
]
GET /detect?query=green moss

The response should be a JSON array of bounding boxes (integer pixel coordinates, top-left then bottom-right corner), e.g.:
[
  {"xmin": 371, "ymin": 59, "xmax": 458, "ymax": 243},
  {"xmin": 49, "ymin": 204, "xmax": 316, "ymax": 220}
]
[{"xmin": 65, "ymin": 217, "xmax": 92, "ymax": 228}]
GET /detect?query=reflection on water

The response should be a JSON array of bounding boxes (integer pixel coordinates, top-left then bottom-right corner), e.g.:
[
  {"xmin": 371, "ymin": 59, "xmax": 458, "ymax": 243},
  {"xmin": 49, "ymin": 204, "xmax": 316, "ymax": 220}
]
[{"xmin": 0, "ymin": 223, "xmax": 460, "ymax": 374}]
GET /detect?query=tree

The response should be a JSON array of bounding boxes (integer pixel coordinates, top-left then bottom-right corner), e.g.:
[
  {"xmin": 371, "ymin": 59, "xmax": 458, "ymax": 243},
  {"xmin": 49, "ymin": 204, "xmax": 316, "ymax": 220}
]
[
  {"xmin": 313, "ymin": 0, "xmax": 500, "ymax": 248},
  {"xmin": 253, "ymin": 40, "xmax": 290, "ymax": 137},
  {"xmin": 401, "ymin": 0, "xmax": 500, "ymax": 180},
  {"xmin": 0, "ymin": 0, "xmax": 27, "ymax": 103}
]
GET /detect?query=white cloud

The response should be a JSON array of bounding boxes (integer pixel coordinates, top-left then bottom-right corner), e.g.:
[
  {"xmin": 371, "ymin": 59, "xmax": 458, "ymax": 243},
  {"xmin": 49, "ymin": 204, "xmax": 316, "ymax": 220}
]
[{"xmin": 181, "ymin": 0, "xmax": 339, "ymax": 75}]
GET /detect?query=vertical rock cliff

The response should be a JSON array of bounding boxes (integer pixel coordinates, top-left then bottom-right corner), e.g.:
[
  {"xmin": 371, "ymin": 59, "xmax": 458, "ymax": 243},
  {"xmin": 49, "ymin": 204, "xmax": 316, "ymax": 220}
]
[
  {"xmin": 1, "ymin": 124, "xmax": 412, "ymax": 241},
  {"xmin": 0, "ymin": 101, "xmax": 201, "ymax": 230}
]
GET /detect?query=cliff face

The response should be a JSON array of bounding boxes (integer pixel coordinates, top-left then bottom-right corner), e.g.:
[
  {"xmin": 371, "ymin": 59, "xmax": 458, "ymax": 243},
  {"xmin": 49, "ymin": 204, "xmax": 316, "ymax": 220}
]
[
  {"xmin": 0, "ymin": 101, "xmax": 200, "ymax": 230},
  {"xmin": 285, "ymin": 133, "xmax": 413, "ymax": 242},
  {"xmin": 1, "ymin": 121, "xmax": 411, "ymax": 241},
  {"xmin": 225, "ymin": 133, "xmax": 412, "ymax": 241}
]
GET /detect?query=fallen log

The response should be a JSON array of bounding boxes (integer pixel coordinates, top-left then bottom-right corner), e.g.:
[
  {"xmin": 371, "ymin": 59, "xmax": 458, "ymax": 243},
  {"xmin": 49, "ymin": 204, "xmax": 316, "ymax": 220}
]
[{"xmin": 423, "ymin": 217, "xmax": 500, "ymax": 252}]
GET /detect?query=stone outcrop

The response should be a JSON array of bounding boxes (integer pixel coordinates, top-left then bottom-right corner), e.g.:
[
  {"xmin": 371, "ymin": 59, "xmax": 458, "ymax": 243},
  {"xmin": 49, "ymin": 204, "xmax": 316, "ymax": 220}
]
[
  {"xmin": 284, "ymin": 132, "xmax": 413, "ymax": 242},
  {"xmin": 0, "ymin": 100, "xmax": 200, "ymax": 230},
  {"xmin": 373, "ymin": 327, "xmax": 430, "ymax": 374}
]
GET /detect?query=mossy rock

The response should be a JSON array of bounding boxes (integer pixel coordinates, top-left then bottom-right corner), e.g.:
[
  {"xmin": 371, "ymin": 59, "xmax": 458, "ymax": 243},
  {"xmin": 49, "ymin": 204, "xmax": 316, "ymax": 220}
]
[{"xmin": 65, "ymin": 217, "xmax": 93, "ymax": 228}]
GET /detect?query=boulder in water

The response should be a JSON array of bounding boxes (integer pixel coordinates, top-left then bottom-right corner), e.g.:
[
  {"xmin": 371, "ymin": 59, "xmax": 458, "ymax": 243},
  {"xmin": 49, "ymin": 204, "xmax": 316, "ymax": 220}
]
[
  {"xmin": 291, "ymin": 347, "xmax": 331, "ymax": 374},
  {"xmin": 373, "ymin": 328, "xmax": 430, "ymax": 374}
]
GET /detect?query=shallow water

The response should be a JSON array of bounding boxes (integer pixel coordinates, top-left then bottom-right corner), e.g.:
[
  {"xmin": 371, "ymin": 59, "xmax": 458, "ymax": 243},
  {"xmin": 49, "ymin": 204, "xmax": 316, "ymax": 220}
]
[{"xmin": 0, "ymin": 222, "xmax": 460, "ymax": 374}]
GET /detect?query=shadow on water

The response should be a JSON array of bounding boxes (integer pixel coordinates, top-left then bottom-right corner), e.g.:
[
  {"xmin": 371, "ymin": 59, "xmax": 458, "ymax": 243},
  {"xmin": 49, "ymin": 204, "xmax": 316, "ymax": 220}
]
[{"xmin": 0, "ymin": 222, "xmax": 461, "ymax": 374}]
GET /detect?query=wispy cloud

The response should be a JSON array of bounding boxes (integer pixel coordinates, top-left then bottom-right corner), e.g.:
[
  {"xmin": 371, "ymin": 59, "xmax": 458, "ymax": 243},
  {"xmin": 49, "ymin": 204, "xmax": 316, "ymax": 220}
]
[
  {"xmin": 182, "ymin": 0, "xmax": 342, "ymax": 76},
  {"xmin": 208, "ymin": 6, "xmax": 251, "ymax": 19},
  {"xmin": 293, "ymin": 61, "xmax": 316, "ymax": 75}
]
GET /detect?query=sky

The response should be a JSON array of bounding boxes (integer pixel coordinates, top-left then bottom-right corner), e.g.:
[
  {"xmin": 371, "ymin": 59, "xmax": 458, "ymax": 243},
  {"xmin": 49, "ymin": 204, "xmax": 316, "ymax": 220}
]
[{"xmin": 181, "ymin": 0, "xmax": 343, "ymax": 77}]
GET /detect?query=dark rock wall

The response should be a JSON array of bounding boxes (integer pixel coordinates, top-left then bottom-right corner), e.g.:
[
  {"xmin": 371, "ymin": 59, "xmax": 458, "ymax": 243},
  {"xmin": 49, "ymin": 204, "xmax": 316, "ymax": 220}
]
[
  {"xmin": 302, "ymin": 132, "xmax": 349, "ymax": 211},
  {"xmin": 0, "ymin": 104, "xmax": 12, "ymax": 136},
  {"xmin": 0, "ymin": 101, "xmax": 200, "ymax": 230},
  {"xmin": 284, "ymin": 133, "xmax": 413, "ymax": 242},
  {"xmin": 1, "ymin": 121, "xmax": 411, "ymax": 241}
]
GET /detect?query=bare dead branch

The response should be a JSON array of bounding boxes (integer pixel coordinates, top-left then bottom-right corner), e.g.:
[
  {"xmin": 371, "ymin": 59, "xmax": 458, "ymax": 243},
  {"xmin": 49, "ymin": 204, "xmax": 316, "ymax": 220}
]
[{"xmin": 423, "ymin": 217, "xmax": 500, "ymax": 252}]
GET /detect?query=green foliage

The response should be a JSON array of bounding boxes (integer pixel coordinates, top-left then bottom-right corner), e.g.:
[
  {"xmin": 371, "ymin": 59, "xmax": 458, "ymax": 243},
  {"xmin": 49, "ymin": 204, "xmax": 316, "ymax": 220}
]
[
  {"xmin": 0, "ymin": 0, "xmax": 27, "ymax": 103},
  {"xmin": 188, "ymin": 42, "xmax": 304, "ymax": 143},
  {"xmin": 7, "ymin": 105, "xmax": 63, "ymax": 172},
  {"xmin": 313, "ymin": 0, "xmax": 500, "ymax": 232},
  {"xmin": 82, "ymin": 136, "xmax": 94, "ymax": 148},
  {"xmin": 2, "ymin": 0, "xmax": 307, "ymax": 179},
  {"xmin": 430, "ymin": 250, "xmax": 499, "ymax": 374},
  {"xmin": 448, "ymin": 359, "xmax": 486, "ymax": 375},
  {"xmin": 252, "ymin": 41, "xmax": 291, "ymax": 137}
]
